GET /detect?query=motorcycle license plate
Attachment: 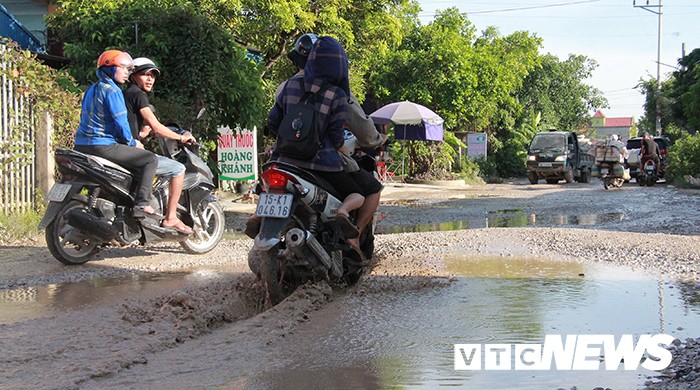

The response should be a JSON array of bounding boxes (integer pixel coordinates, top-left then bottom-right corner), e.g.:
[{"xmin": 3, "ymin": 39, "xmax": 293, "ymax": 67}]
[
  {"xmin": 46, "ymin": 183, "xmax": 71, "ymax": 202},
  {"xmin": 256, "ymin": 193, "xmax": 293, "ymax": 218}
]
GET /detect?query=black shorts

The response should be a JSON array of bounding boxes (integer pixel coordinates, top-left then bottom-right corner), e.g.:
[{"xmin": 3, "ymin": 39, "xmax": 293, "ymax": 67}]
[
  {"xmin": 313, "ymin": 169, "xmax": 383, "ymax": 199},
  {"xmin": 313, "ymin": 170, "xmax": 363, "ymax": 200},
  {"xmin": 349, "ymin": 169, "xmax": 383, "ymax": 196}
]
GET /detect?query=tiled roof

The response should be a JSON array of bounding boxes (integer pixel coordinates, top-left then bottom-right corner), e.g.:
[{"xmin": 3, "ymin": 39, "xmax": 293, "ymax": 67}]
[
  {"xmin": 603, "ymin": 117, "xmax": 633, "ymax": 127},
  {"xmin": 593, "ymin": 110, "xmax": 605, "ymax": 118}
]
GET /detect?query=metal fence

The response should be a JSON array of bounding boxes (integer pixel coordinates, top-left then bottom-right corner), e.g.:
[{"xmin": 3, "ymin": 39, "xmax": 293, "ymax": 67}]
[{"xmin": 1, "ymin": 44, "xmax": 38, "ymax": 213}]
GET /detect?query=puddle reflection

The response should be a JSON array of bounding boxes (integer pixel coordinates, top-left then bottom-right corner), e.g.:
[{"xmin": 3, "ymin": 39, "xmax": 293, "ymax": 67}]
[
  {"xmin": 241, "ymin": 255, "xmax": 700, "ymax": 390},
  {"xmin": 0, "ymin": 271, "xmax": 229, "ymax": 325},
  {"xmin": 377, "ymin": 212, "xmax": 625, "ymax": 234}
]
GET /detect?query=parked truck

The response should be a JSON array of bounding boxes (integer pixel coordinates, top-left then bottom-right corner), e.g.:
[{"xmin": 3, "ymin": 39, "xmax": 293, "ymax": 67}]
[{"xmin": 526, "ymin": 130, "xmax": 594, "ymax": 184}]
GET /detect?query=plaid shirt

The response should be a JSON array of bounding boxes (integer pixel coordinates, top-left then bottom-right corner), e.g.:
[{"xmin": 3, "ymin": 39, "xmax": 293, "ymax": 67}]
[
  {"xmin": 268, "ymin": 37, "xmax": 351, "ymax": 172},
  {"xmin": 267, "ymin": 75, "xmax": 347, "ymax": 172}
]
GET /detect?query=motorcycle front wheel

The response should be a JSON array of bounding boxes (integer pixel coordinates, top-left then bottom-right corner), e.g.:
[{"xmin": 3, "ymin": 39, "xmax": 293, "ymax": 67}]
[
  {"xmin": 180, "ymin": 201, "xmax": 225, "ymax": 254},
  {"xmin": 45, "ymin": 200, "xmax": 100, "ymax": 265}
]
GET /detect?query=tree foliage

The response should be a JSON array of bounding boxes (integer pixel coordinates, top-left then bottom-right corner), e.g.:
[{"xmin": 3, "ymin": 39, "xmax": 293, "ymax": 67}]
[
  {"xmin": 518, "ymin": 53, "xmax": 608, "ymax": 131},
  {"xmin": 0, "ymin": 40, "xmax": 80, "ymax": 154},
  {"xmin": 368, "ymin": 8, "xmax": 604, "ymax": 178},
  {"xmin": 47, "ymin": 0, "xmax": 267, "ymax": 142},
  {"xmin": 44, "ymin": 1, "xmax": 615, "ymax": 180},
  {"xmin": 666, "ymin": 133, "xmax": 700, "ymax": 185}
]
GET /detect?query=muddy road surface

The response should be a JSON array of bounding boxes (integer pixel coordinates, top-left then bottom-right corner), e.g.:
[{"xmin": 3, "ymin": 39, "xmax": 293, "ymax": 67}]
[{"xmin": 1, "ymin": 180, "xmax": 699, "ymax": 389}]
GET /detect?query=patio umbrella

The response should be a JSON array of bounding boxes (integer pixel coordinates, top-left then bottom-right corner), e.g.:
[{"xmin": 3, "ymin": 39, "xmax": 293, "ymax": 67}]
[{"xmin": 370, "ymin": 100, "xmax": 444, "ymax": 141}]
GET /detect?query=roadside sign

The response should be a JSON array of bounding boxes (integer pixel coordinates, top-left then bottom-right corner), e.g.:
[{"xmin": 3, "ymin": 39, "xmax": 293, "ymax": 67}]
[
  {"xmin": 467, "ymin": 133, "xmax": 487, "ymax": 160},
  {"xmin": 217, "ymin": 125, "xmax": 258, "ymax": 181}
]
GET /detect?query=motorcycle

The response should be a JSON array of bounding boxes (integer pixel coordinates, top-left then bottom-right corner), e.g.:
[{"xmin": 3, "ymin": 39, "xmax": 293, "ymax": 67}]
[
  {"xmin": 638, "ymin": 156, "xmax": 658, "ymax": 187},
  {"xmin": 247, "ymin": 131, "xmax": 376, "ymax": 306},
  {"xmin": 39, "ymin": 111, "xmax": 224, "ymax": 265},
  {"xmin": 592, "ymin": 142, "xmax": 628, "ymax": 190},
  {"xmin": 597, "ymin": 162, "xmax": 626, "ymax": 190}
]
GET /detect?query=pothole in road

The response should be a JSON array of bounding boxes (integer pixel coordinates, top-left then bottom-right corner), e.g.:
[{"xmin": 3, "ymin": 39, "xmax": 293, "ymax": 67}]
[
  {"xmin": 0, "ymin": 270, "xmax": 243, "ymax": 325},
  {"xmin": 234, "ymin": 255, "xmax": 700, "ymax": 390},
  {"xmin": 377, "ymin": 211, "xmax": 625, "ymax": 234}
]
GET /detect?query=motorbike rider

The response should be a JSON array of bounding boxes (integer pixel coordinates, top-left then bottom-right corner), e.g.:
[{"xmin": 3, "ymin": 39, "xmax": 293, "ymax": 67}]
[
  {"xmin": 266, "ymin": 36, "xmax": 368, "ymax": 250},
  {"xmin": 609, "ymin": 134, "xmax": 628, "ymax": 163},
  {"xmin": 640, "ymin": 132, "xmax": 660, "ymax": 174},
  {"xmin": 73, "ymin": 50, "xmax": 159, "ymax": 217},
  {"xmin": 271, "ymin": 33, "xmax": 386, "ymax": 251},
  {"xmin": 123, "ymin": 57, "xmax": 196, "ymax": 234}
]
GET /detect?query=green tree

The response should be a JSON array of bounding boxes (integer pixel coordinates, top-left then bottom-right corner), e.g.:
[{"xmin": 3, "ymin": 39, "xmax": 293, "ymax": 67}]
[
  {"xmin": 517, "ymin": 53, "xmax": 608, "ymax": 131},
  {"xmin": 47, "ymin": 0, "xmax": 267, "ymax": 142},
  {"xmin": 667, "ymin": 48, "xmax": 700, "ymax": 133},
  {"xmin": 369, "ymin": 9, "xmax": 542, "ymax": 178},
  {"xmin": 666, "ymin": 133, "xmax": 700, "ymax": 185},
  {"xmin": 0, "ymin": 40, "xmax": 81, "ymax": 152}
]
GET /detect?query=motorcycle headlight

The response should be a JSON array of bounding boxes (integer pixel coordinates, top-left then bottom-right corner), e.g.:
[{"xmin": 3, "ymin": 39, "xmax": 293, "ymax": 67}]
[
  {"xmin": 554, "ymin": 155, "xmax": 567, "ymax": 161},
  {"xmin": 527, "ymin": 155, "xmax": 536, "ymax": 161}
]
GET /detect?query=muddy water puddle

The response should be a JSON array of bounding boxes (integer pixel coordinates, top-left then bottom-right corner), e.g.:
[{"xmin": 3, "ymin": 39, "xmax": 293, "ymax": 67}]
[
  {"xmin": 377, "ymin": 211, "xmax": 625, "ymax": 234},
  {"xmin": 0, "ymin": 269, "xmax": 233, "ymax": 325},
  {"xmin": 241, "ymin": 255, "xmax": 700, "ymax": 389}
]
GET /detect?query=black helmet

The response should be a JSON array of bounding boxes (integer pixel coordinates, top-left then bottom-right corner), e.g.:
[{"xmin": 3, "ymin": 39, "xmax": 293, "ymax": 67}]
[{"xmin": 287, "ymin": 33, "xmax": 318, "ymax": 68}]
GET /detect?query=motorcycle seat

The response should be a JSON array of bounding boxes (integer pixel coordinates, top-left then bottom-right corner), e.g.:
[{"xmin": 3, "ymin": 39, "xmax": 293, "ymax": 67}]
[{"xmin": 57, "ymin": 148, "xmax": 132, "ymax": 175}]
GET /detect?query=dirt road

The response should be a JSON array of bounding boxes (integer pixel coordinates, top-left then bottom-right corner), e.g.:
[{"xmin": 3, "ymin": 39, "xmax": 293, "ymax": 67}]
[{"xmin": 1, "ymin": 180, "xmax": 699, "ymax": 389}]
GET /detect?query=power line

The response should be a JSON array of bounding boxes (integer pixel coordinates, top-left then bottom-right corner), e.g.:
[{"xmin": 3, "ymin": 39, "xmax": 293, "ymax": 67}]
[{"xmin": 465, "ymin": 0, "xmax": 602, "ymax": 15}]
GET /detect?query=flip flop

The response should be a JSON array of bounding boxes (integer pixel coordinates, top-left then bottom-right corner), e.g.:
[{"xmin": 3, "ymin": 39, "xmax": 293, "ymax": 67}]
[
  {"xmin": 133, "ymin": 205, "xmax": 163, "ymax": 219},
  {"xmin": 162, "ymin": 220, "xmax": 193, "ymax": 235},
  {"xmin": 335, "ymin": 213, "xmax": 359, "ymax": 239}
]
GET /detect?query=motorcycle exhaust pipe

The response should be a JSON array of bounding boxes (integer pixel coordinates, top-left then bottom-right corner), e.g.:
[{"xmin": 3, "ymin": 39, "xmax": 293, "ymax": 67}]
[
  {"xmin": 66, "ymin": 209, "xmax": 117, "ymax": 241},
  {"xmin": 285, "ymin": 228, "xmax": 334, "ymax": 272}
]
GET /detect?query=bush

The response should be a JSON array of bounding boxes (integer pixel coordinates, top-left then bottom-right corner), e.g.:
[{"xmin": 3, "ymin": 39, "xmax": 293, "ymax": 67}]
[
  {"xmin": 666, "ymin": 133, "xmax": 700, "ymax": 185},
  {"xmin": 0, "ymin": 210, "xmax": 43, "ymax": 245}
]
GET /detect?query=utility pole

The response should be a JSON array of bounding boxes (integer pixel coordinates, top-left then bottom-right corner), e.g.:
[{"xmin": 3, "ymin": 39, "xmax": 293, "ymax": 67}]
[{"xmin": 633, "ymin": 0, "xmax": 663, "ymax": 135}]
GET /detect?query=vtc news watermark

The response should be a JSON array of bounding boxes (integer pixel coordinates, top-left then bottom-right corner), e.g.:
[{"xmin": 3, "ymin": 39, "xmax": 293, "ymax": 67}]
[{"xmin": 454, "ymin": 334, "xmax": 676, "ymax": 371}]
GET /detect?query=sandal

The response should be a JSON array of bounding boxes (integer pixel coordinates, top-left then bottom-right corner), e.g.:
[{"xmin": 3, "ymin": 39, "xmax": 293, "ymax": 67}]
[
  {"xmin": 162, "ymin": 220, "xmax": 193, "ymax": 235},
  {"xmin": 335, "ymin": 213, "xmax": 359, "ymax": 239},
  {"xmin": 133, "ymin": 205, "xmax": 163, "ymax": 218}
]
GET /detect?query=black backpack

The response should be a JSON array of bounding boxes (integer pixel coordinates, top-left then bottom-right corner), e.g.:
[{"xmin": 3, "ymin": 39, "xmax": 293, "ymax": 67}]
[{"xmin": 276, "ymin": 87, "xmax": 327, "ymax": 160}]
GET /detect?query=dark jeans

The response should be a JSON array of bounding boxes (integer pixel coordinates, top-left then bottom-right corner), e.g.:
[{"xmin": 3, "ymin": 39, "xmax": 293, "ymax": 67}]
[{"xmin": 74, "ymin": 143, "xmax": 158, "ymax": 206}]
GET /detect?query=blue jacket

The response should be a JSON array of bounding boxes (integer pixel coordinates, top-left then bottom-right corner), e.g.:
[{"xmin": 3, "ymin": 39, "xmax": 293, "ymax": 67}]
[{"xmin": 74, "ymin": 69, "xmax": 136, "ymax": 147}]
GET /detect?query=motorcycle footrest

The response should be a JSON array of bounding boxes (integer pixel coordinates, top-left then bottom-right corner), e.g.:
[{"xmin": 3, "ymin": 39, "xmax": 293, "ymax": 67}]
[{"xmin": 141, "ymin": 218, "xmax": 181, "ymax": 237}]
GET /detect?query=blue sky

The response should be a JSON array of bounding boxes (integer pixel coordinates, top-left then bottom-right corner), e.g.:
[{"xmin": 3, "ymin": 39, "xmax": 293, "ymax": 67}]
[{"xmin": 417, "ymin": 0, "xmax": 700, "ymax": 121}]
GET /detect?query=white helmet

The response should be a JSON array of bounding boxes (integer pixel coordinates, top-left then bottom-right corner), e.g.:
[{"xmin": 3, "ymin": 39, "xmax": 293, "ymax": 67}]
[{"xmin": 131, "ymin": 57, "xmax": 161, "ymax": 76}]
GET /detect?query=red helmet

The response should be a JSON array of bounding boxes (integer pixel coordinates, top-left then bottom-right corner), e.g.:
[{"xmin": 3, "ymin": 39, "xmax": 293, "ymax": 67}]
[{"xmin": 97, "ymin": 50, "xmax": 134, "ymax": 71}]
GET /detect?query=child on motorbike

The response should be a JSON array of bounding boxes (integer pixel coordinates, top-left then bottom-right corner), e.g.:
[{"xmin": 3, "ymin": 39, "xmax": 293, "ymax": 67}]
[
  {"xmin": 123, "ymin": 57, "xmax": 196, "ymax": 234},
  {"xmin": 73, "ymin": 50, "xmax": 159, "ymax": 217}
]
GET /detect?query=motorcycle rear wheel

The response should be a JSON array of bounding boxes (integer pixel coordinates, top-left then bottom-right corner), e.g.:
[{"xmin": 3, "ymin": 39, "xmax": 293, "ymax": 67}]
[
  {"xmin": 45, "ymin": 200, "xmax": 100, "ymax": 265},
  {"xmin": 261, "ymin": 244, "xmax": 284, "ymax": 306},
  {"xmin": 180, "ymin": 201, "xmax": 225, "ymax": 254}
]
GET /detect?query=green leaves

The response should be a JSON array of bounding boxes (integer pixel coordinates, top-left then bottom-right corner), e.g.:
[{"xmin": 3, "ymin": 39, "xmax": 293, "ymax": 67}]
[{"xmin": 0, "ymin": 41, "xmax": 81, "ymax": 155}]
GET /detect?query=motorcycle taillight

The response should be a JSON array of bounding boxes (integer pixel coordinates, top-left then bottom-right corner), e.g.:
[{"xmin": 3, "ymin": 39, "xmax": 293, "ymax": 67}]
[{"xmin": 262, "ymin": 169, "xmax": 297, "ymax": 191}]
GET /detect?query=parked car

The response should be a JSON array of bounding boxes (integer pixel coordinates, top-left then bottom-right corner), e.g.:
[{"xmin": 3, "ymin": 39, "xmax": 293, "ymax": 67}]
[{"xmin": 625, "ymin": 136, "xmax": 670, "ymax": 181}]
